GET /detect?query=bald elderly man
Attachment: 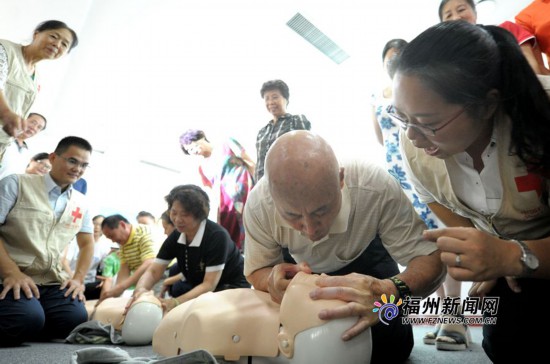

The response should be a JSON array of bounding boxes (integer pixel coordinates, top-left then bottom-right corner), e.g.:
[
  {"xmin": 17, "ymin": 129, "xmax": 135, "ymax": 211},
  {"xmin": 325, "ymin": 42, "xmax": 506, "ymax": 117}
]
[{"xmin": 243, "ymin": 131, "xmax": 445, "ymax": 363}]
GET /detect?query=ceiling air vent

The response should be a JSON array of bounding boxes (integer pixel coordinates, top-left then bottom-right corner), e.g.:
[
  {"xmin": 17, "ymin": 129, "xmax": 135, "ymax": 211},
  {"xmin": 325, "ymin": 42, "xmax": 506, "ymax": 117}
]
[{"xmin": 286, "ymin": 12, "xmax": 349, "ymax": 65}]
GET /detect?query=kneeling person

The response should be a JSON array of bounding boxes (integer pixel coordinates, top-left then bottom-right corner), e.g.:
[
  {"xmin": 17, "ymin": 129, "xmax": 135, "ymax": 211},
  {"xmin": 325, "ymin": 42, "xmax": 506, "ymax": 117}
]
[
  {"xmin": 99, "ymin": 214, "xmax": 156, "ymax": 301},
  {"xmin": 0, "ymin": 136, "xmax": 94, "ymax": 346},
  {"xmin": 127, "ymin": 184, "xmax": 250, "ymax": 313},
  {"xmin": 244, "ymin": 131, "xmax": 445, "ymax": 363}
]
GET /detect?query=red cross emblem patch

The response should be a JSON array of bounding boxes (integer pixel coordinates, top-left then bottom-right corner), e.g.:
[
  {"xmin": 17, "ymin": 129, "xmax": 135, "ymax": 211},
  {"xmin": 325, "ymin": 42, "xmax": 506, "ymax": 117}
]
[
  {"xmin": 71, "ymin": 207, "xmax": 83, "ymax": 223},
  {"xmin": 514, "ymin": 173, "xmax": 543, "ymax": 198}
]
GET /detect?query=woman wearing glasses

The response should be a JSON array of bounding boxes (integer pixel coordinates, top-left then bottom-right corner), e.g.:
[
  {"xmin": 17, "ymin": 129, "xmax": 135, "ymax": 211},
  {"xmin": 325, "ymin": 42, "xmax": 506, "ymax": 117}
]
[
  {"xmin": 373, "ymin": 39, "xmax": 441, "ymax": 230},
  {"xmin": 0, "ymin": 20, "xmax": 78, "ymax": 162},
  {"xmin": 24, "ymin": 152, "xmax": 51, "ymax": 175},
  {"xmin": 374, "ymin": 40, "xmax": 466, "ymax": 352},
  {"xmin": 392, "ymin": 21, "xmax": 550, "ymax": 362},
  {"xmin": 126, "ymin": 185, "xmax": 250, "ymax": 314}
]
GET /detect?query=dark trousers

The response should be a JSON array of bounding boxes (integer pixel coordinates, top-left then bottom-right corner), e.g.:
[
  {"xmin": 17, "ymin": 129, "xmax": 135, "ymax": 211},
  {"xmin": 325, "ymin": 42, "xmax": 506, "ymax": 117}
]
[
  {"xmin": 0, "ymin": 285, "xmax": 88, "ymax": 347},
  {"xmin": 84, "ymin": 280, "xmax": 102, "ymax": 300},
  {"xmin": 284, "ymin": 235, "xmax": 414, "ymax": 363},
  {"xmin": 166, "ymin": 265, "xmax": 251, "ymax": 298},
  {"xmin": 482, "ymin": 277, "xmax": 550, "ymax": 363},
  {"xmin": 167, "ymin": 264, "xmax": 194, "ymax": 298}
]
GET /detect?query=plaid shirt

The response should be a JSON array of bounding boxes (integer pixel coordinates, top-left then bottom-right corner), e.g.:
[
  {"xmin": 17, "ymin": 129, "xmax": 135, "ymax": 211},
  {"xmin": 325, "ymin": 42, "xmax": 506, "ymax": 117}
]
[{"xmin": 255, "ymin": 113, "xmax": 311, "ymax": 182}]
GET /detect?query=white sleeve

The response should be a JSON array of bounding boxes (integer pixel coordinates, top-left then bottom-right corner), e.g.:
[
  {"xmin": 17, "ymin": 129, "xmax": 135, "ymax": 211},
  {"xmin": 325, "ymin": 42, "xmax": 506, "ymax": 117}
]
[{"xmin": 0, "ymin": 45, "xmax": 8, "ymax": 90}]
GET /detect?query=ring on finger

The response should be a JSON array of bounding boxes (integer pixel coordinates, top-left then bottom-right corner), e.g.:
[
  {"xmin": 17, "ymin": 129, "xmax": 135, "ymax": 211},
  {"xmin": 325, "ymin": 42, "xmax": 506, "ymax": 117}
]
[{"xmin": 455, "ymin": 254, "xmax": 462, "ymax": 267}]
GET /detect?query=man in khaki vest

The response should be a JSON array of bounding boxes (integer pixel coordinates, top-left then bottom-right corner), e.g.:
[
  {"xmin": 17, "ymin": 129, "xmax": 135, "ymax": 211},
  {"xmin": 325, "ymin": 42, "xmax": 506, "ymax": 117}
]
[{"xmin": 0, "ymin": 136, "xmax": 94, "ymax": 347}]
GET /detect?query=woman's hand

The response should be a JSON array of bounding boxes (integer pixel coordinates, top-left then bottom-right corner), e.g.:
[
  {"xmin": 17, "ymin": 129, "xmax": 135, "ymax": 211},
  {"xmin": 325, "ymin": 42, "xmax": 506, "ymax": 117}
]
[
  {"xmin": 159, "ymin": 297, "xmax": 180, "ymax": 314},
  {"xmin": 158, "ymin": 274, "xmax": 182, "ymax": 298},
  {"xmin": 1, "ymin": 111, "xmax": 25, "ymax": 137},
  {"xmin": 309, "ymin": 273, "xmax": 382, "ymax": 341},
  {"xmin": 159, "ymin": 282, "xmax": 171, "ymax": 299},
  {"xmin": 423, "ymin": 227, "xmax": 520, "ymax": 281}
]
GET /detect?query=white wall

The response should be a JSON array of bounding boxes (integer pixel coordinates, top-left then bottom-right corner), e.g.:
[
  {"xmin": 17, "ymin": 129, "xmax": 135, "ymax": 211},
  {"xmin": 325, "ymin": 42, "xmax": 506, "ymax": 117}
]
[{"xmin": 2, "ymin": 0, "xmax": 532, "ymax": 220}]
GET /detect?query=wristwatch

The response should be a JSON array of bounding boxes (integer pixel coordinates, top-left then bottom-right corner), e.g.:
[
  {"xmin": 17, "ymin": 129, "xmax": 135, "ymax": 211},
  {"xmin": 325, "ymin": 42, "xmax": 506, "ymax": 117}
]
[{"xmin": 512, "ymin": 239, "xmax": 539, "ymax": 276}]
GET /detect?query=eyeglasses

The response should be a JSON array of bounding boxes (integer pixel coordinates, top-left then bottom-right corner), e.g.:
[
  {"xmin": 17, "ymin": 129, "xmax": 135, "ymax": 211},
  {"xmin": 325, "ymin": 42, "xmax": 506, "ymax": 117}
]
[
  {"xmin": 386, "ymin": 105, "xmax": 468, "ymax": 136},
  {"xmin": 57, "ymin": 155, "xmax": 90, "ymax": 170},
  {"xmin": 36, "ymin": 160, "xmax": 52, "ymax": 171}
]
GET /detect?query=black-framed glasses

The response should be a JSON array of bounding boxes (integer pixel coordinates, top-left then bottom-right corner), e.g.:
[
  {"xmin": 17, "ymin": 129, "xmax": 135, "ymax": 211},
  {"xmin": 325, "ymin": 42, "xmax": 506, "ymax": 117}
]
[
  {"xmin": 57, "ymin": 155, "xmax": 90, "ymax": 170},
  {"xmin": 385, "ymin": 105, "xmax": 467, "ymax": 136}
]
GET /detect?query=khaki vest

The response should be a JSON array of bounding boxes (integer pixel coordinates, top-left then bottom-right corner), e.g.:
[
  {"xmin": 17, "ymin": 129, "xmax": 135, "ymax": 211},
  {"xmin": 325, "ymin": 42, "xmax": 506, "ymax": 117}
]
[
  {"xmin": 0, "ymin": 174, "xmax": 86, "ymax": 285},
  {"xmin": 0, "ymin": 39, "xmax": 37, "ymax": 122},
  {"xmin": 0, "ymin": 39, "xmax": 38, "ymax": 162},
  {"xmin": 402, "ymin": 115, "xmax": 550, "ymax": 240}
]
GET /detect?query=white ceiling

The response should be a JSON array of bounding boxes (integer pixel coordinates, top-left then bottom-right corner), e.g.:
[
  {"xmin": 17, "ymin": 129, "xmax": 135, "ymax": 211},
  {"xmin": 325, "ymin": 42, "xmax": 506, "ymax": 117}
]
[{"xmin": 2, "ymin": 0, "xmax": 533, "ymax": 218}]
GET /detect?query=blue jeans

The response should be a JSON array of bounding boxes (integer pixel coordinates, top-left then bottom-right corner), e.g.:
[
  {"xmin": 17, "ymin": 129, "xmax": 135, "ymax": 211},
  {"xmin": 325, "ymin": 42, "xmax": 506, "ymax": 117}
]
[{"xmin": 0, "ymin": 285, "xmax": 87, "ymax": 347}]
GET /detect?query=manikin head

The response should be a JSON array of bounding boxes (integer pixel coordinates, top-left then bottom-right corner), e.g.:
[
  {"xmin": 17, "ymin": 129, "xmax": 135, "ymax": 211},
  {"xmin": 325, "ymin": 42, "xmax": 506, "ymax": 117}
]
[
  {"xmin": 121, "ymin": 292, "xmax": 163, "ymax": 345},
  {"xmin": 278, "ymin": 272, "xmax": 372, "ymax": 363}
]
